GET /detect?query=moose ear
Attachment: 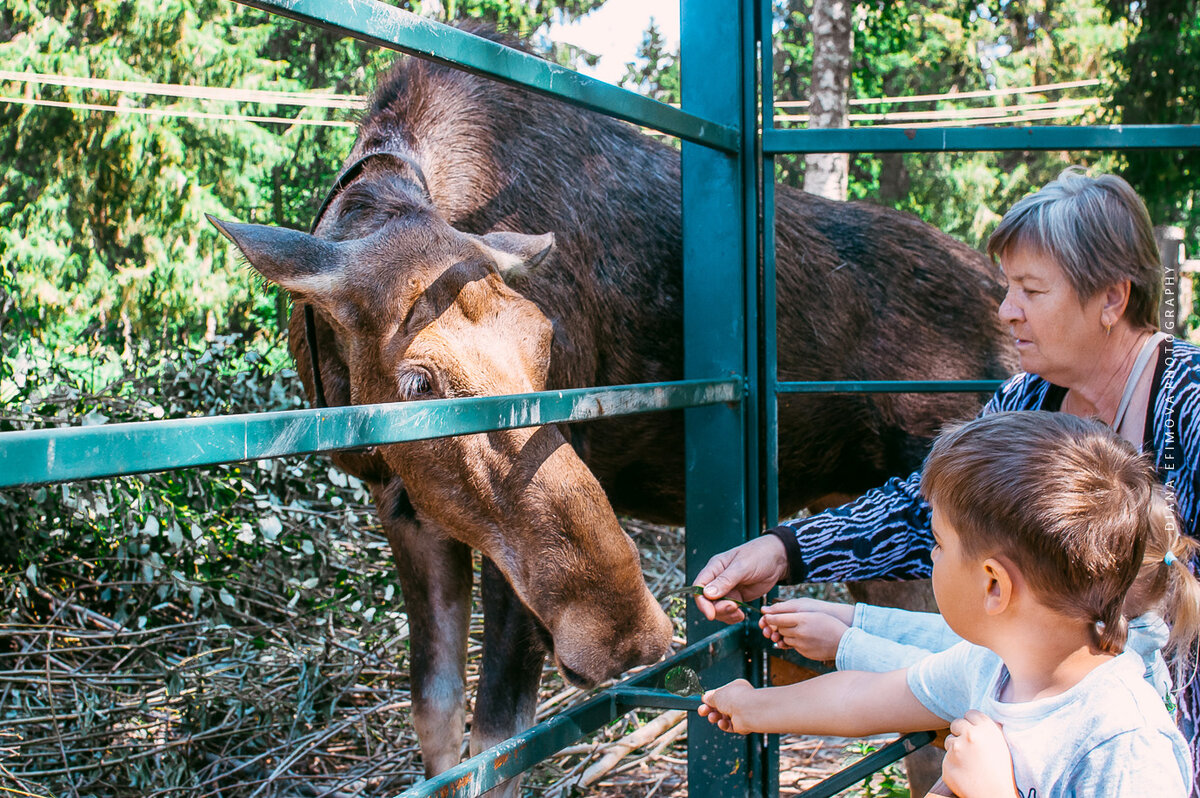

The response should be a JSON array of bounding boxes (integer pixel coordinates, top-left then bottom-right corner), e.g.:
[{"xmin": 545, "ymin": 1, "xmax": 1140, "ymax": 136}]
[
  {"xmin": 208, "ymin": 215, "xmax": 347, "ymax": 296},
  {"xmin": 477, "ymin": 231, "xmax": 555, "ymax": 279}
]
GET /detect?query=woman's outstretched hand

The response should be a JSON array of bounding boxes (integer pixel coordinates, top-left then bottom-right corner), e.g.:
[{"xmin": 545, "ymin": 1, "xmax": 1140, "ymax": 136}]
[{"xmin": 693, "ymin": 535, "xmax": 788, "ymax": 623}]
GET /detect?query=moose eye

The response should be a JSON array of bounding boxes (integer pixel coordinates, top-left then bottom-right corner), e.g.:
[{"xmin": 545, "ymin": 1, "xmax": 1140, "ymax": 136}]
[{"xmin": 398, "ymin": 370, "xmax": 433, "ymax": 400}]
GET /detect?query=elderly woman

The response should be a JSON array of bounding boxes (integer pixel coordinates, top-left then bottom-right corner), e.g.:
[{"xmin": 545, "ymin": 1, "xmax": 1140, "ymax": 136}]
[{"xmin": 695, "ymin": 168, "xmax": 1200, "ymax": 767}]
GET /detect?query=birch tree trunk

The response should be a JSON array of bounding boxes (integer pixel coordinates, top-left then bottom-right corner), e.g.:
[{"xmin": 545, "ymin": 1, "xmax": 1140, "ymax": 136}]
[{"xmin": 803, "ymin": 0, "xmax": 853, "ymax": 200}]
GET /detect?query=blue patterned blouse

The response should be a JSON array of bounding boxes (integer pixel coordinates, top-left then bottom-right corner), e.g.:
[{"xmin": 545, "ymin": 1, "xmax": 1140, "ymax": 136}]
[{"xmin": 772, "ymin": 337, "xmax": 1200, "ymax": 583}]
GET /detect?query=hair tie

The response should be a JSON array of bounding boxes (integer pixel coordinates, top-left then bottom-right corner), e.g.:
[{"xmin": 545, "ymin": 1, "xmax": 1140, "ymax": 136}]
[{"xmin": 1164, "ymin": 551, "xmax": 1179, "ymax": 566}]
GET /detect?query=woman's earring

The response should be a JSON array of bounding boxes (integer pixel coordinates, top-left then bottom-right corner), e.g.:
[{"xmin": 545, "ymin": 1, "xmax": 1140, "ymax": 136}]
[{"xmin": 1105, "ymin": 322, "xmax": 1112, "ymax": 336}]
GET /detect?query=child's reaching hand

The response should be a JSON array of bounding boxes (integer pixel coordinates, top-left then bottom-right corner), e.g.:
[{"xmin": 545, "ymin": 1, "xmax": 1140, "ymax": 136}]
[
  {"xmin": 699, "ymin": 679, "xmax": 759, "ymax": 735},
  {"xmin": 941, "ymin": 710, "xmax": 1019, "ymax": 798},
  {"xmin": 759, "ymin": 598, "xmax": 853, "ymax": 661}
]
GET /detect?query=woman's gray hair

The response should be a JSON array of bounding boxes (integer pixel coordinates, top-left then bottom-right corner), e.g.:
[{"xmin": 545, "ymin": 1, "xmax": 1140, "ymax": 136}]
[{"xmin": 987, "ymin": 167, "xmax": 1162, "ymax": 330}]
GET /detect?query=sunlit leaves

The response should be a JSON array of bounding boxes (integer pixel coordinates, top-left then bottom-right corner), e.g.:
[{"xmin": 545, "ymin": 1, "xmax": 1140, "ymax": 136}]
[
  {"xmin": 769, "ymin": 0, "xmax": 1126, "ymax": 247},
  {"xmin": 1104, "ymin": 0, "xmax": 1200, "ymax": 254}
]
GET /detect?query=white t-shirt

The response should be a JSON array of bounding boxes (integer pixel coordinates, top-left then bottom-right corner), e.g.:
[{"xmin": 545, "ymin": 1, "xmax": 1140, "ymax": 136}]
[
  {"xmin": 839, "ymin": 605, "xmax": 1174, "ymax": 705},
  {"xmin": 907, "ymin": 642, "xmax": 1190, "ymax": 797}
]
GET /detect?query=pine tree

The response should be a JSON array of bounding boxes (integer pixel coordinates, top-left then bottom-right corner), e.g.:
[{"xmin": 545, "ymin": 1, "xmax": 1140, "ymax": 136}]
[{"xmin": 0, "ymin": 0, "xmax": 605, "ymax": 356}]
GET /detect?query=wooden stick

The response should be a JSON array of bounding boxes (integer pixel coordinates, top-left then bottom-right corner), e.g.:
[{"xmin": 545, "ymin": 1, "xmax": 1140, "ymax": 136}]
[{"xmin": 575, "ymin": 710, "xmax": 686, "ymax": 788}]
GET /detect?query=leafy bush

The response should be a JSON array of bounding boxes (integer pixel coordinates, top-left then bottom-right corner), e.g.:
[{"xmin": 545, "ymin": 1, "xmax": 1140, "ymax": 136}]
[
  {"xmin": 0, "ymin": 337, "xmax": 420, "ymax": 796},
  {"xmin": 0, "ymin": 336, "xmax": 696, "ymax": 797}
]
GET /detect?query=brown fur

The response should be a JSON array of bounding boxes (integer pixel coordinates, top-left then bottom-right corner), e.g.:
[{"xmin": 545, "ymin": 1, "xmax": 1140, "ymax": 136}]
[{"xmin": 212, "ymin": 26, "xmax": 1015, "ymax": 790}]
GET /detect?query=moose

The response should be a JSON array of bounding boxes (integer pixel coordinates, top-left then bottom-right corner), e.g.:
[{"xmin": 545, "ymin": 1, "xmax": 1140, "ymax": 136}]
[{"xmin": 210, "ymin": 26, "xmax": 1014, "ymax": 796}]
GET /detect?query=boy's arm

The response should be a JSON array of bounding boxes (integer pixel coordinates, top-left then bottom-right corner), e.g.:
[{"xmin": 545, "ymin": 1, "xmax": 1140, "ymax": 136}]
[
  {"xmin": 837, "ymin": 605, "xmax": 964, "ymax": 672},
  {"xmin": 854, "ymin": 604, "xmax": 962, "ymax": 653},
  {"xmin": 700, "ymin": 668, "xmax": 945, "ymax": 737},
  {"xmin": 837, "ymin": 627, "xmax": 943, "ymax": 672}
]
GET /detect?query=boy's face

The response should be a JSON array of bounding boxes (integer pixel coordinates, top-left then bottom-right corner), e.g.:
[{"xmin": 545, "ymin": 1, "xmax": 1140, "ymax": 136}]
[{"xmin": 930, "ymin": 503, "xmax": 987, "ymax": 643}]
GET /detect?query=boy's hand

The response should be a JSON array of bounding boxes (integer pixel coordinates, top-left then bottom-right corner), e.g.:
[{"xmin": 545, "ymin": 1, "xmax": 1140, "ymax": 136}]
[
  {"xmin": 699, "ymin": 679, "xmax": 758, "ymax": 735},
  {"xmin": 759, "ymin": 599, "xmax": 851, "ymax": 661},
  {"xmin": 941, "ymin": 711, "xmax": 1019, "ymax": 798}
]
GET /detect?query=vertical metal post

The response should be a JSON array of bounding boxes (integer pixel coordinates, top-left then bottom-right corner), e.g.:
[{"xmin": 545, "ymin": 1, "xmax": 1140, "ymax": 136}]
[
  {"xmin": 1157, "ymin": 225, "xmax": 1185, "ymax": 335},
  {"xmin": 759, "ymin": 0, "xmax": 780, "ymax": 530},
  {"xmin": 681, "ymin": 0, "xmax": 761, "ymax": 795},
  {"xmin": 754, "ymin": 3, "xmax": 780, "ymax": 796}
]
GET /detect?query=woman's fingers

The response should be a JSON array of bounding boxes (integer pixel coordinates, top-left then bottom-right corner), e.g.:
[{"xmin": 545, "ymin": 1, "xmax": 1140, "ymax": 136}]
[{"xmin": 693, "ymin": 536, "xmax": 788, "ymax": 623}]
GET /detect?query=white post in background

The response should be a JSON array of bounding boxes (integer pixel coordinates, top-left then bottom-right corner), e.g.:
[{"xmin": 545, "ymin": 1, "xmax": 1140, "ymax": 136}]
[
  {"xmin": 803, "ymin": 0, "xmax": 852, "ymax": 200},
  {"xmin": 1157, "ymin": 225, "xmax": 1185, "ymax": 335}
]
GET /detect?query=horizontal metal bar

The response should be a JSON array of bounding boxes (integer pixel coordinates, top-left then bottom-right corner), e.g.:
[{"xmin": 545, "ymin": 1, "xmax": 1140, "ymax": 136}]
[
  {"xmin": 764, "ymin": 124, "xmax": 1200, "ymax": 154},
  {"xmin": 777, "ymin": 379, "xmax": 1004, "ymax": 394},
  {"xmin": 799, "ymin": 731, "xmax": 937, "ymax": 798},
  {"xmin": 397, "ymin": 624, "xmax": 746, "ymax": 797},
  {"xmin": 611, "ymin": 686, "xmax": 703, "ymax": 711},
  {"xmin": 0, "ymin": 378, "xmax": 741, "ymax": 488},
  {"xmin": 233, "ymin": 0, "xmax": 738, "ymax": 153}
]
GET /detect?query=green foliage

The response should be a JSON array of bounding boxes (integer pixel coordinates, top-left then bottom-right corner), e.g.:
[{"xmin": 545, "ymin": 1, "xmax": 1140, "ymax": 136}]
[
  {"xmin": 0, "ymin": 335, "xmax": 364, "ymax": 610},
  {"xmin": 0, "ymin": 2, "xmax": 380, "ymax": 350},
  {"xmin": 0, "ymin": 0, "xmax": 603, "ymax": 358},
  {"xmin": 844, "ymin": 741, "xmax": 910, "ymax": 798},
  {"xmin": 663, "ymin": 665, "xmax": 703, "ymax": 696},
  {"xmin": 1104, "ymin": 0, "xmax": 1200, "ymax": 255},
  {"xmin": 428, "ymin": 0, "xmax": 604, "ymax": 34},
  {"xmin": 620, "ymin": 20, "xmax": 680, "ymax": 104},
  {"xmin": 0, "ymin": 337, "xmax": 421, "ymax": 793},
  {"xmin": 771, "ymin": 0, "xmax": 1126, "ymax": 247}
]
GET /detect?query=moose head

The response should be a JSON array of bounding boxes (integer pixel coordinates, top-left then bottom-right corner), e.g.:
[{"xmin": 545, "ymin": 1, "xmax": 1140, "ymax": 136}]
[{"xmin": 208, "ymin": 175, "xmax": 671, "ymax": 686}]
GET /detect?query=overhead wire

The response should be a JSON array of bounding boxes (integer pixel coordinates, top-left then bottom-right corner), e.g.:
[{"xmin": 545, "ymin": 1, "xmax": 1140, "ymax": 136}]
[
  {"xmin": 0, "ymin": 94, "xmax": 358, "ymax": 127},
  {"xmin": 774, "ymin": 97, "xmax": 1103, "ymax": 125},
  {"xmin": 0, "ymin": 70, "xmax": 1104, "ymax": 128},
  {"xmin": 772, "ymin": 77, "xmax": 1102, "ymax": 109},
  {"xmin": 0, "ymin": 69, "xmax": 364, "ymax": 109}
]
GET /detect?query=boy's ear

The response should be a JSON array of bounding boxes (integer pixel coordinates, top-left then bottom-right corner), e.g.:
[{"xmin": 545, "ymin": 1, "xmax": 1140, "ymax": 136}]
[{"xmin": 981, "ymin": 558, "xmax": 1014, "ymax": 615}]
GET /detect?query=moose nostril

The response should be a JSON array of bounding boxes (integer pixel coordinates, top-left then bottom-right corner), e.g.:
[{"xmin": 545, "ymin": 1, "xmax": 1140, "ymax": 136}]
[
  {"xmin": 557, "ymin": 661, "xmax": 593, "ymax": 688},
  {"xmin": 625, "ymin": 639, "xmax": 668, "ymax": 672}
]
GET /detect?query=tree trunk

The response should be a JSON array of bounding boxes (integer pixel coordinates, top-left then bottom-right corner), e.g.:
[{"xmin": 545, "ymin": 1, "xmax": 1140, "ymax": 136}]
[
  {"xmin": 803, "ymin": 0, "xmax": 852, "ymax": 201},
  {"xmin": 877, "ymin": 152, "xmax": 910, "ymax": 205}
]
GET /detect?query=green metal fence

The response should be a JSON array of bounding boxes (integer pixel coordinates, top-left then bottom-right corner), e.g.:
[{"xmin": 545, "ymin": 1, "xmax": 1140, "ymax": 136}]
[{"xmin": 4, "ymin": 1, "xmax": 1199, "ymax": 796}]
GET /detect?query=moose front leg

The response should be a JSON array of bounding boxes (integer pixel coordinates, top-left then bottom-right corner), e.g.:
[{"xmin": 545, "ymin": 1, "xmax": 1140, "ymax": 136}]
[
  {"xmin": 470, "ymin": 557, "xmax": 549, "ymax": 797},
  {"xmin": 372, "ymin": 480, "xmax": 473, "ymax": 778}
]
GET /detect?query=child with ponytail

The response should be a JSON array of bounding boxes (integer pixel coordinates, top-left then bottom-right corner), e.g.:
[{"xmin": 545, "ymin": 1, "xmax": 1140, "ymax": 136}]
[
  {"xmin": 701, "ymin": 412, "xmax": 1192, "ymax": 797},
  {"xmin": 1122, "ymin": 492, "xmax": 1200, "ymax": 708}
]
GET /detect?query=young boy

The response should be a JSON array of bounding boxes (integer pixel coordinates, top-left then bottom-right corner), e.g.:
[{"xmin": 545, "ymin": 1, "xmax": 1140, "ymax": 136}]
[{"xmin": 699, "ymin": 412, "xmax": 1191, "ymax": 797}]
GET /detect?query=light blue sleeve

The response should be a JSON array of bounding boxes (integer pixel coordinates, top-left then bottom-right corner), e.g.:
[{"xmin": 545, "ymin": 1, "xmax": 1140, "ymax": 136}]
[
  {"xmin": 854, "ymin": 605, "xmax": 963, "ymax": 653},
  {"xmin": 837, "ymin": 627, "xmax": 948, "ymax": 672},
  {"xmin": 1126, "ymin": 613, "xmax": 1173, "ymax": 703},
  {"xmin": 836, "ymin": 605, "xmax": 965, "ymax": 672},
  {"xmin": 905, "ymin": 641, "xmax": 997, "ymax": 723},
  {"xmin": 1063, "ymin": 729, "xmax": 1190, "ymax": 797}
]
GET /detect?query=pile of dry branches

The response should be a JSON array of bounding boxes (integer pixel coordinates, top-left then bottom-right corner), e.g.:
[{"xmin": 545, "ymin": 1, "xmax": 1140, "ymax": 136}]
[{"xmin": 0, "ymin": 497, "xmax": 693, "ymax": 798}]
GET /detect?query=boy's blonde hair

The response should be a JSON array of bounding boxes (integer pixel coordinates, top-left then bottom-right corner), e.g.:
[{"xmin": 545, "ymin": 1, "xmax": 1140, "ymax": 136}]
[{"xmin": 921, "ymin": 411, "xmax": 1155, "ymax": 654}]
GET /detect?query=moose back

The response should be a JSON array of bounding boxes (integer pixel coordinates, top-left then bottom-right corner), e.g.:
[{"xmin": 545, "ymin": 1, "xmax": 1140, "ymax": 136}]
[{"xmin": 211, "ymin": 27, "xmax": 1013, "ymax": 794}]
